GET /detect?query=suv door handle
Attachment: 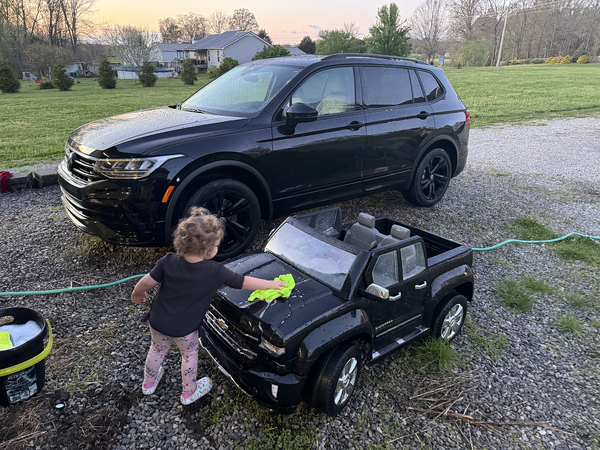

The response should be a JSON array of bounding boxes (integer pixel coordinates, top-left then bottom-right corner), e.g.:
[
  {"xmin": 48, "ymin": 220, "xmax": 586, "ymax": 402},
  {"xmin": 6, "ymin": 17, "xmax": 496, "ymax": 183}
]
[
  {"xmin": 415, "ymin": 281, "xmax": 428, "ymax": 290},
  {"xmin": 345, "ymin": 121, "xmax": 364, "ymax": 130},
  {"xmin": 416, "ymin": 111, "xmax": 431, "ymax": 120},
  {"xmin": 389, "ymin": 292, "xmax": 402, "ymax": 301}
]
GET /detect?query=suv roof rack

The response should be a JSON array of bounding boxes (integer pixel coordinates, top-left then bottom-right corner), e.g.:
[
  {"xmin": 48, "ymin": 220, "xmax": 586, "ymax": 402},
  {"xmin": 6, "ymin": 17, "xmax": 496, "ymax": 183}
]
[{"xmin": 322, "ymin": 53, "xmax": 430, "ymax": 66}]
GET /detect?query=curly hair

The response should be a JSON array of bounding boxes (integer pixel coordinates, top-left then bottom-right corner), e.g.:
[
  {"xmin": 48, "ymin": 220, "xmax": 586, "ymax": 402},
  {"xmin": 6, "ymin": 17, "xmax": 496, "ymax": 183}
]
[{"xmin": 172, "ymin": 207, "xmax": 224, "ymax": 257}]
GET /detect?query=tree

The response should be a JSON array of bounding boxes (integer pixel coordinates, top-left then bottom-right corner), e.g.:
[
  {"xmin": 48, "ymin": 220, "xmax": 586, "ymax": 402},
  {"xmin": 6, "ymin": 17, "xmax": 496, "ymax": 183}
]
[
  {"xmin": 0, "ymin": 57, "xmax": 20, "ymax": 93},
  {"xmin": 366, "ymin": 3, "xmax": 411, "ymax": 56},
  {"xmin": 176, "ymin": 13, "xmax": 208, "ymax": 42},
  {"xmin": 456, "ymin": 39, "xmax": 490, "ymax": 66},
  {"xmin": 59, "ymin": 0, "xmax": 96, "ymax": 54},
  {"xmin": 97, "ymin": 58, "xmax": 116, "ymax": 89},
  {"xmin": 159, "ymin": 17, "xmax": 182, "ymax": 43},
  {"xmin": 207, "ymin": 56, "xmax": 238, "ymax": 78},
  {"xmin": 209, "ymin": 10, "xmax": 229, "ymax": 34},
  {"xmin": 181, "ymin": 58, "xmax": 196, "ymax": 85},
  {"xmin": 138, "ymin": 60, "xmax": 157, "ymax": 87},
  {"xmin": 229, "ymin": 8, "xmax": 258, "ymax": 32},
  {"xmin": 257, "ymin": 29, "xmax": 272, "ymax": 44},
  {"xmin": 447, "ymin": 0, "xmax": 482, "ymax": 41},
  {"xmin": 298, "ymin": 36, "xmax": 316, "ymax": 54},
  {"xmin": 52, "ymin": 62, "xmax": 73, "ymax": 90},
  {"xmin": 411, "ymin": 0, "xmax": 447, "ymax": 63},
  {"xmin": 252, "ymin": 45, "xmax": 290, "ymax": 60},
  {"xmin": 316, "ymin": 25, "xmax": 366, "ymax": 55},
  {"xmin": 24, "ymin": 41, "xmax": 73, "ymax": 77},
  {"xmin": 108, "ymin": 25, "xmax": 161, "ymax": 77}
]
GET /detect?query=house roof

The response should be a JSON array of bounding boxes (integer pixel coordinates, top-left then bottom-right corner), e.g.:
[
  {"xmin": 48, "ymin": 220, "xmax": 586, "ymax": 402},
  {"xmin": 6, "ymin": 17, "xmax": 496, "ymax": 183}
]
[
  {"xmin": 179, "ymin": 30, "xmax": 270, "ymax": 51},
  {"xmin": 156, "ymin": 43, "xmax": 181, "ymax": 52},
  {"xmin": 284, "ymin": 46, "xmax": 307, "ymax": 56}
]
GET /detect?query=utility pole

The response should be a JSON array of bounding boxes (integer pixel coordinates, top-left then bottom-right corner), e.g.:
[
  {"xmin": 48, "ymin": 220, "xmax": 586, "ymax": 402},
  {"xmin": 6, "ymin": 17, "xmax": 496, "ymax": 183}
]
[{"xmin": 496, "ymin": 9, "xmax": 510, "ymax": 66}]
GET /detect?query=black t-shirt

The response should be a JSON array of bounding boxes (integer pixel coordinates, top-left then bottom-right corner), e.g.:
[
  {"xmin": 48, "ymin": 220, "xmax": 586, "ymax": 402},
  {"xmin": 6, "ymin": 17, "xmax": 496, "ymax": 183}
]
[{"xmin": 148, "ymin": 253, "xmax": 244, "ymax": 337}]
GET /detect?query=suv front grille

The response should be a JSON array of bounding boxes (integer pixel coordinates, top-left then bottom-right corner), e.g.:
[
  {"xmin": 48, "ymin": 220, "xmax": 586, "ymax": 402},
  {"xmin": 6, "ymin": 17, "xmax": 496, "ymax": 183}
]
[
  {"xmin": 64, "ymin": 144, "xmax": 102, "ymax": 183},
  {"xmin": 205, "ymin": 310, "xmax": 257, "ymax": 360}
]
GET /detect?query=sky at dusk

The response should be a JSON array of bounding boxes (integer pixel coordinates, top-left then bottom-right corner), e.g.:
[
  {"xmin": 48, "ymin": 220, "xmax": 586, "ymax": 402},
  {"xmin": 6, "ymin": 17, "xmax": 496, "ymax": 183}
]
[{"xmin": 92, "ymin": 0, "xmax": 417, "ymax": 44}]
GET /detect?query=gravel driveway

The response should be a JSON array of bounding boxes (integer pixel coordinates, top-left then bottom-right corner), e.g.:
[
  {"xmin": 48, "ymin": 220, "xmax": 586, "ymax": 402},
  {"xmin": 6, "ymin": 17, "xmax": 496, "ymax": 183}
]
[{"xmin": 1, "ymin": 117, "xmax": 599, "ymax": 450}]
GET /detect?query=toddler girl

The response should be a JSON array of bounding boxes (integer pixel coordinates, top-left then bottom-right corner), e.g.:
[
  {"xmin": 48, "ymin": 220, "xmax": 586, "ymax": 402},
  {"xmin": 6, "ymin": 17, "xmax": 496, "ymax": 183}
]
[{"xmin": 131, "ymin": 207, "xmax": 285, "ymax": 405}]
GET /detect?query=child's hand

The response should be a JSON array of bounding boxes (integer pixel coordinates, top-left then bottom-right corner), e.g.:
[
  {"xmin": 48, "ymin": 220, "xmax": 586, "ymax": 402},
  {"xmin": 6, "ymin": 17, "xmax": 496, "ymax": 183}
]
[
  {"xmin": 131, "ymin": 291, "xmax": 149, "ymax": 304},
  {"xmin": 272, "ymin": 279, "xmax": 286, "ymax": 290}
]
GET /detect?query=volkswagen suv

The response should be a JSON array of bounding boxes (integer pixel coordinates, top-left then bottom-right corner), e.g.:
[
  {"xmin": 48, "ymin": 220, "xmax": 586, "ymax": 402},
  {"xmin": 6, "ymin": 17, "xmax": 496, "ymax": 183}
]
[{"xmin": 58, "ymin": 54, "xmax": 470, "ymax": 260}]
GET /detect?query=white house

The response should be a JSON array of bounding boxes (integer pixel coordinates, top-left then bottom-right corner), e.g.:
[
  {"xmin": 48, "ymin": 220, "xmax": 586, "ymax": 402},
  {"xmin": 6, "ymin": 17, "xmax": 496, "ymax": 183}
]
[
  {"xmin": 176, "ymin": 30, "xmax": 272, "ymax": 71},
  {"xmin": 156, "ymin": 43, "xmax": 180, "ymax": 68},
  {"xmin": 284, "ymin": 46, "xmax": 307, "ymax": 56}
]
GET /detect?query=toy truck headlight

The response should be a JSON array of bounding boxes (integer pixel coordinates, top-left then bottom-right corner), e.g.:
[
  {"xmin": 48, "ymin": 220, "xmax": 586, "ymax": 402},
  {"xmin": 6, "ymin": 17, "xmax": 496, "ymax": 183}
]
[{"xmin": 259, "ymin": 337, "xmax": 285, "ymax": 356}]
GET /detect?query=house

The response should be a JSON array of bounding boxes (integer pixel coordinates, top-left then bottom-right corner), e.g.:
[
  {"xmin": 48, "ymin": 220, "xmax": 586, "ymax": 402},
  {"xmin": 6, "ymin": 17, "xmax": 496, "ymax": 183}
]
[
  {"xmin": 284, "ymin": 46, "xmax": 307, "ymax": 56},
  {"xmin": 175, "ymin": 30, "xmax": 272, "ymax": 72},
  {"xmin": 156, "ymin": 43, "xmax": 181, "ymax": 68}
]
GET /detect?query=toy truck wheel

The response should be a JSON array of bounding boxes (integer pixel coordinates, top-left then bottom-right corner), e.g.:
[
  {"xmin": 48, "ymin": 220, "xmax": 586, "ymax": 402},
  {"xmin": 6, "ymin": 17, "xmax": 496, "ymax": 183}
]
[
  {"xmin": 311, "ymin": 343, "xmax": 361, "ymax": 416},
  {"xmin": 432, "ymin": 294, "xmax": 468, "ymax": 341}
]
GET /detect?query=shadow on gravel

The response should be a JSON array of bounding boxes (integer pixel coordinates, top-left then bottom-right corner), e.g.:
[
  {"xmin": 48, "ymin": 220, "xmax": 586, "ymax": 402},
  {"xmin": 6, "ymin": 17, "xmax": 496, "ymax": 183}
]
[{"xmin": 0, "ymin": 384, "xmax": 138, "ymax": 450}]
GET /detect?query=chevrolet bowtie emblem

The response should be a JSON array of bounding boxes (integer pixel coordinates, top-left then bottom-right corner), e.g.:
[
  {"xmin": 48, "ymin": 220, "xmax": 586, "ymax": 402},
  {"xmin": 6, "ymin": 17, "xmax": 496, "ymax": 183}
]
[{"xmin": 217, "ymin": 318, "xmax": 228, "ymax": 330}]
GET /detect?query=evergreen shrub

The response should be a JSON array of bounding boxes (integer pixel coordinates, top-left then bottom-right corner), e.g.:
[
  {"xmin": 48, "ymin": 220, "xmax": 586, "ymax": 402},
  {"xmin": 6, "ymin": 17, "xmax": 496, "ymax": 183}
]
[
  {"xmin": 531, "ymin": 58, "xmax": 544, "ymax": 64},
  {"xmin": 577, "ymin": 55, "xmax": 589, "ymax": 64},
  {"xmin": 0, "ymin": 57, "xmax": 20, "ymax": 93},
  {"xmin": 181, "ymin": 59, "xmax": 197, "ymax": 85},
  {"xmin": 139, "ymin": 61, "xmax": 157, "ymax": 87},
  {"xmin": 560, "ymin": 55, "xmax": 571, "ymax": 64},
  {"xmin": 52, "ymin": 63, "xmax": 74, "ymax": 91},
  {"xmin": 98, "ymin": 59, "xmax": 117, "ymax": 89}
]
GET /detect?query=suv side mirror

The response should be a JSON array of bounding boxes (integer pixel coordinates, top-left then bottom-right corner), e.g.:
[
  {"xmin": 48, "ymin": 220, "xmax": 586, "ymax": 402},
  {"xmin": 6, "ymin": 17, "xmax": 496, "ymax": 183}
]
[
  {"xmin": 366, "ymin": 283, "xmax": 389, "ymax": 300},
  {"xmin": 286, "ymin": 103, "xmax": 318, "ymax": 123}
]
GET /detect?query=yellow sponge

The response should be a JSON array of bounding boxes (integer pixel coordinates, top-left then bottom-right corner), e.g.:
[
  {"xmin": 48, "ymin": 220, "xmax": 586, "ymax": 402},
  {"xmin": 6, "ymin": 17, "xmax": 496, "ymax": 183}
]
[{"xmin": 0, "ymin": 331, "xmax": 13, "ymax": 350}]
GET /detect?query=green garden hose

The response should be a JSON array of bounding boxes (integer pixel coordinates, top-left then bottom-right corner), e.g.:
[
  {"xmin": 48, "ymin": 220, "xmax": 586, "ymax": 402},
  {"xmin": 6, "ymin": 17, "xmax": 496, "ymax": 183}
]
[
  {"xmin": 0, "ymin": 232, "xmax": 599, "ymax": 297},
  {"xmin": 471, "ymin": 231, "xmax": 600, "ymax": 251}
]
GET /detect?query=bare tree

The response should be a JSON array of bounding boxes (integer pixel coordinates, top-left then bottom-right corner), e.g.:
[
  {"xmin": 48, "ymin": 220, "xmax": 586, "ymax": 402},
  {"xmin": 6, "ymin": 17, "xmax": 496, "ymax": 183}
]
[
  {"xmin": 176, "ymin": 12, "xmax": 208, "ymax": 42},
  {"xmin": 107, "ymin": 24, "xmax": 161, "ymax": 76},
  {"xmin": 447, "ymin": 0, "xmax": 483, "ymax": 40},
  {"xmin": 59, "ymin": 0, "xmax": 96, "ymax": 53},
  {"xmin": 411, "ymin": 0, "xmax": 447, "ymax": 63},
  {"xmin": 24, "ymin": 40, "xmax": 72, "ymax": 76},
  {"xmin": 229, "ymin": 8, "xmax": 258, "ymax": 32},
  {"xmin": 209, "ymin": 10, "xmax": 229, "ymax": 34},
  {"xmin": 158, "ymin": 17, "xmax": 181, "ymax": 43}
]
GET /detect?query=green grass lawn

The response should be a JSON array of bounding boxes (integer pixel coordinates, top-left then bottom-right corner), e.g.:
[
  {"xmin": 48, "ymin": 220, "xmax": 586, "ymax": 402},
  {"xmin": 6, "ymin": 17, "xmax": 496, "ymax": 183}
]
[
  {"xmin": 444, "ymin": 64, "xmax": 600, "ymax": 126},
  {"xmin": 1, "ymin": 64, "xmax": 600, "ymax": 168}
]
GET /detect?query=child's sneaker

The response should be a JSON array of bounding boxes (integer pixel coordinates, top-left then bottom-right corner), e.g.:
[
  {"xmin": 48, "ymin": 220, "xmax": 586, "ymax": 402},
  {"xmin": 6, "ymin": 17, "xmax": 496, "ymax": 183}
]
[
  {"xmin": 181, "ymin": 377, "xmax": 212, "ymax": 405},
  {"xmin": 142, "ymin": 366, "xmax": 164, "ymax": 395}
]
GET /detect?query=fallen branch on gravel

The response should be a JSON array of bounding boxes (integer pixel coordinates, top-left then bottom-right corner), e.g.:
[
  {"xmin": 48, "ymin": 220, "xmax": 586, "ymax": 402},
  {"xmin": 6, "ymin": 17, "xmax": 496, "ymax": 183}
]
[{"xmin": 408, "ymin": 407, "xmax": 573, "ymax": 434}]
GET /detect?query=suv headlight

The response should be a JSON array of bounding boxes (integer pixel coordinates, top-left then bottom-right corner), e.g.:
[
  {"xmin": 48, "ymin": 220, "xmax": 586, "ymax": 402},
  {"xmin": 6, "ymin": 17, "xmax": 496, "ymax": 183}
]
[
  {"xmin": 94, "ymin": 155, "xmax": 184, "ymax": 179},
  {"xmin": 259, "ymin": 337, "xmax": 285, "ymax": 356}
]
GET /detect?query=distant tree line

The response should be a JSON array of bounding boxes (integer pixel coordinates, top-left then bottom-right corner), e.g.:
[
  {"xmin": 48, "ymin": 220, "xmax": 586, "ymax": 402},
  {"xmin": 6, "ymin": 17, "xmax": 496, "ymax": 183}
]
[{"xmin": 409, "ymin": 0, "xmax": 600, "ymax": 66}]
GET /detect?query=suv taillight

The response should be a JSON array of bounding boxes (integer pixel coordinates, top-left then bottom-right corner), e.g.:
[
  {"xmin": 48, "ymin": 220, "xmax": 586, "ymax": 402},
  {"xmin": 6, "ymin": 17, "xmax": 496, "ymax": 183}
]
[{"xmin": 465, "ymin": 111, "xmax": 471, "ymax": 126}]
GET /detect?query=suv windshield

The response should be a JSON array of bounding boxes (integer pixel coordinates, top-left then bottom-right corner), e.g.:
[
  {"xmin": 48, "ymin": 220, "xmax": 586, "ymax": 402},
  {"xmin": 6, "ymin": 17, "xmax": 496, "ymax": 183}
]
[
  {"xmin": 266, "ymin": 223, "xmax": 356, "ymax": 290},
  {"xmin": 181, "ymin": 64, "xmax": 302, "ymax": 117}
]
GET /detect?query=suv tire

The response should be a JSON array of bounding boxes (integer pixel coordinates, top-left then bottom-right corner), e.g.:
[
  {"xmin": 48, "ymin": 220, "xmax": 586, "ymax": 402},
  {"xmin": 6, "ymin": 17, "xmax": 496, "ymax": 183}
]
[
  {"xmin": 183, "ymin": 179, "xmax": 260, "ymax": 261},
  {"xmin": 311, "ymin": 343, "xmax": 361, "ymax": 416},
  {"xmin": 431, "ymin": 293, "xmax": 468, "ymax": 341},
  {"xmin": 403, "ymin": 148, "xmax": 451, "ymax": 207}
]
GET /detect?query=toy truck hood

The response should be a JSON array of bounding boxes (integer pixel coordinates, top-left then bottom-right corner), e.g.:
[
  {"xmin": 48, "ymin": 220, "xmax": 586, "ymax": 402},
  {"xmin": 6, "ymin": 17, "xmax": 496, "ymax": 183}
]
[{"xmin": 214, "ymin": 252, "xmax": 342, "ymax": 341}]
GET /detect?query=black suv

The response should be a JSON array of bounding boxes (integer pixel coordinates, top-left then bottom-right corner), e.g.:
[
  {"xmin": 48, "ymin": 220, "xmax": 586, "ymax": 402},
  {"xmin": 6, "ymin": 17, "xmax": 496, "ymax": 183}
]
[{"xmin": 58, "ymin": 54, "xmax": 470, "ymax": 260}]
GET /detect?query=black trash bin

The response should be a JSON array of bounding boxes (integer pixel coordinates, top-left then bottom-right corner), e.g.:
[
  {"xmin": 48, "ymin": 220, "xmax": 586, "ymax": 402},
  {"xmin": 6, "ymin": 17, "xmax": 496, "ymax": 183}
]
[{"xmin": 0, "ymin": 307, "xmax": 52, "ymax": 406}]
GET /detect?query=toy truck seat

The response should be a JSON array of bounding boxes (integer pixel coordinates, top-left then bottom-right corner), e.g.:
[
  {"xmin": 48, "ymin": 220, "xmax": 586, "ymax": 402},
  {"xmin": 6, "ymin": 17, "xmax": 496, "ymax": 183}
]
[
  {"xmin": 377, "ymin": 224, "xmax": 411, "ymax": 248},
  {"xmin": 343, "ymin": 213, "xmax": 386, "ymax": 250}
]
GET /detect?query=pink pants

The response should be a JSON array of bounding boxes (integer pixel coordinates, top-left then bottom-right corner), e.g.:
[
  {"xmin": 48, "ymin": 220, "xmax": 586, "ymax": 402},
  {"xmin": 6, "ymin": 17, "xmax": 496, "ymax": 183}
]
[{"xmin": 144, "ymin": 326, "xmax": 199, "ymax": 395}]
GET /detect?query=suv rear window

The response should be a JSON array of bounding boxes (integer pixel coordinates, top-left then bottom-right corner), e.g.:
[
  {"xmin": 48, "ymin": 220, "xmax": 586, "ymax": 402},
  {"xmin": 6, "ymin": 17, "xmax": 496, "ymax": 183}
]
[
  {"xmin": 417, "ymin": 71, "xmax": 444, "ymax": 102},
  {"xmin": 360, "ymin": 67, "xmax": 412, "ymax": 107}
]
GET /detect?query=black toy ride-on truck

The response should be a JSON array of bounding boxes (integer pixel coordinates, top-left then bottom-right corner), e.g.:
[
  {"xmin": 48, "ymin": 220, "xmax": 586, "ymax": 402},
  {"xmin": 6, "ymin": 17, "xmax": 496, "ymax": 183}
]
[{"xmin": 199, "ymin": 207, "xmax": 474, "ymax": 416}]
